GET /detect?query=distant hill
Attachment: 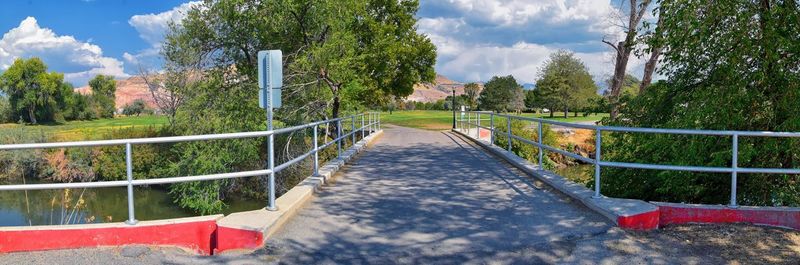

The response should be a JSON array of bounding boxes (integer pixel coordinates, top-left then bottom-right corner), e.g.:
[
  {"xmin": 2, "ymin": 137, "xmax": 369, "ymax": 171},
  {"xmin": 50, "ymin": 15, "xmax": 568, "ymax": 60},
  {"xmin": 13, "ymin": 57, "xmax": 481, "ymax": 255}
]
[
  {"xmin": 75, "ymin": 76, "xmax": 158, "ymax": 110},
  {"xmin": 75, "ymin": 74, "xmax": 478, "ymax": 109},
  {"xmin": 406, "ymin": 74, "xmax": 482, "ymax": 103}
]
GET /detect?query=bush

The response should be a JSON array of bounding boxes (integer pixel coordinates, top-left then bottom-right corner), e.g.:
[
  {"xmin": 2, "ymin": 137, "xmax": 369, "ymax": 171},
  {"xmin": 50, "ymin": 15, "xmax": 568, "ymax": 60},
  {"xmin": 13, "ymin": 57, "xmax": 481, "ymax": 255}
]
[{"xmin": 493, "ymin": 119, "xmax": 559, "ymax": 170}]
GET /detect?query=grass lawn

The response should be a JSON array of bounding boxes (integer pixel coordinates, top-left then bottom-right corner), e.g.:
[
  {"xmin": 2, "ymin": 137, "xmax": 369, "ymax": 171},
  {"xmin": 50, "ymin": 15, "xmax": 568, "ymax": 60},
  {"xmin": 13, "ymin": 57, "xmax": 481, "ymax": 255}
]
[
  {"xmin": 0, "ymin": 115, "xmax": 169, "ymax": 142},
  {"xmin": 381, "ymin": 110, "xmax": 608, "ymax": 130}
]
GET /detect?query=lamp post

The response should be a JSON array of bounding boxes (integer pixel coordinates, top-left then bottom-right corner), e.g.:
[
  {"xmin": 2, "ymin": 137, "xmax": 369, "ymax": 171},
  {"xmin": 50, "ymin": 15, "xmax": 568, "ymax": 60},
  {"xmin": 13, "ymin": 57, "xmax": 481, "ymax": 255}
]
[{"xmin": 452, "ymin": 89, "xmax": 456, "ymax": 129}]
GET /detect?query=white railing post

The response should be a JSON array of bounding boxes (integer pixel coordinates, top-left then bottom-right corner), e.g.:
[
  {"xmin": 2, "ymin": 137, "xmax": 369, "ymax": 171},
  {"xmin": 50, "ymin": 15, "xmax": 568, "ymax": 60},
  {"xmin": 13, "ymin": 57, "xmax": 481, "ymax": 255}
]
[
  {"xmin": 313, "ymin": 124, "xmax": 319, "ymax": 176},
  {"xmin": 337, "ymin": 119, "xmax": 342, "ymax": 158},
  {"xmin": 593, "ymin": 129, "xmax": 602, "ymax": 198},
  {"xmin": 125, "ymin": 143, "xmax": 137, "ymax": 225},
  {"xmin": 476, "ymin": 112, "xmax": 481, "ymax": 139},
  {"xmin": 538, "ymin": 121, "xmax": 543, "ymax": 169},
  {"xmin": 351, "ymin": 116, "xmax": 356, "ymax": 147},
  {"xmin": 489, "ymin": 112, "xmax": 495, "ymax": 146},
  {"xmin": 506, "ymin": 116, "xmax": 512, "ymax": 152},
  {"xmin": 267, "ymin": 132, "xmax": 277, "ymax": 211},
  {"xmin": 361, "ymin": 113, "xmax": 365, "ymax": 139},
  {"xmin": 731, "ymin": 133, "xmax": 738, "ymax": 208},
  {"xmin": 467, "ymin": 112, "xmax": 471, "ymax": 135}
]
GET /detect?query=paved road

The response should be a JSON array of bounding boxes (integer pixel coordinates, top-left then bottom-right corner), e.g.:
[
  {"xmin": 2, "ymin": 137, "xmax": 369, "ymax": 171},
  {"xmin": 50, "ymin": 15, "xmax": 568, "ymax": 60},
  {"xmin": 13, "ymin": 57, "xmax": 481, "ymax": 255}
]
[{"xmin": 262, "ymin": 125, "xmax": 612, "ymax": 264}]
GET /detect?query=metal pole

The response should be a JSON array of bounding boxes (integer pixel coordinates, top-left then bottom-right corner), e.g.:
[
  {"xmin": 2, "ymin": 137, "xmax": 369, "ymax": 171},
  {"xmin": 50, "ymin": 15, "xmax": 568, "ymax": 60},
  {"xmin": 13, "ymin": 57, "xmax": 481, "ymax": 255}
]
[
  {"xmin": 337, "ymin": 119, "xmax": 342, "ymax": 158},
  {"xmin": 490, "ymin": 112, "xmax": 495, "ymax": 146},
  {"xmin": 730, "ymin": 134, "xmax": 738, "ymax": 208},
  {"xmin": 476, "ymin": 112, "xmax": 481, "ymax": 139},
  {"xmin": 313, "ymin": 124, "xmax": 319, "ymax": 176},
  {"xmin": 538, "ymin": 121, "xmax": 543, "ymax": 169},
  {"xmin": 267, "ymin": 132, "xmax": 277, "ymax": 211},
  {"xmin": 264, "ymin": 64, "xmax": 277, "ymax": 211},
  {"xmin": 125, "ymin": 143, "xmax": 137, "ymax": 225},
  {"xmin": 467, "ymin": 112, "xmax": 471, "ymax": 135},
  {"xmin": 507, "ymin": 116, "xmax": 512, "ymax": 152},
  {"xmin": 351, "ymin": 115, "xmax": 356, "ymax": 146},
  {"xmin": 593, "ymin": 129, "xmax": 602, "ymax": 198},
  {"xmin": 361, "ymin": 113, "xmax": 365, "ymax": 140},
  {"xmin": 452, "ymin": 90, "xmax": 456, "ymax": 129}
]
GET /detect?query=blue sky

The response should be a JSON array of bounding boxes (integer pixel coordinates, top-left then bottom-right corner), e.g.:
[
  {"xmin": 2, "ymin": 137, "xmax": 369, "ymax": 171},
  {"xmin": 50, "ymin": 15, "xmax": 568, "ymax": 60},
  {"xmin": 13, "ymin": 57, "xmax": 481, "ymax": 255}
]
[{"xmin": 0, "ymin": 0, "xmax": 645, "ymax": 87}]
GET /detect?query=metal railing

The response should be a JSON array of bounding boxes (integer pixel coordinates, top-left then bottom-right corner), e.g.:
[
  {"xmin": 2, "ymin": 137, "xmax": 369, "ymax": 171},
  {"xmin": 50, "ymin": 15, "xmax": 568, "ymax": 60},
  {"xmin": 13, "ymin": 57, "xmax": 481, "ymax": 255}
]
[
  {"xmin": 457, "ymin": 110, "xmax": 800, "ymax": 208},
  {"xmin": 0, "ymin": 112, "xmax": 381, "ymax": 225}
]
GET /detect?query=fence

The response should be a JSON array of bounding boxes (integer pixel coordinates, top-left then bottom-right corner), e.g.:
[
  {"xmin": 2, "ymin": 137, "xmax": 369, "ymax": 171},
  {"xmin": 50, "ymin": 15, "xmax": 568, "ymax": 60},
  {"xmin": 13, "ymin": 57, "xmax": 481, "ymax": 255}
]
[
  {"xmin": 0, "ymin": 112, "xmax": 381, "ymax": 225},
  {"xmin": 457, "ymin": 110, "xmax": 800, "ymax": 208}
]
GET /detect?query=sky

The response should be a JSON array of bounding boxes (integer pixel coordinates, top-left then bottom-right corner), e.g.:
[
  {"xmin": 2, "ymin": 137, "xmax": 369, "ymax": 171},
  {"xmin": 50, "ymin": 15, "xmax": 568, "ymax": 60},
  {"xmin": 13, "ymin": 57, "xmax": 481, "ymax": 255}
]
[{"xmin": 0, "ymin": 0, "xmax": 649, "ymax": 87}]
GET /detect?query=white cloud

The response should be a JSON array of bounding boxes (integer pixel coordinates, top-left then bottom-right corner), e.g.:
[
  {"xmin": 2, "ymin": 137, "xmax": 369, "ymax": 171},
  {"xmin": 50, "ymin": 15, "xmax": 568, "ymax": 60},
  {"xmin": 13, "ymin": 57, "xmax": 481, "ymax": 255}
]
[
  {"xmin": 415, "ymin": 0, "xmax": 656, "ymax": 86},
  {"xmin": 0, "ymin": 17, "xmax": 128, "ymax": 86},
  {"xmin": 124, "ymin": 1, "xmax": 201, "ymax": 68}
]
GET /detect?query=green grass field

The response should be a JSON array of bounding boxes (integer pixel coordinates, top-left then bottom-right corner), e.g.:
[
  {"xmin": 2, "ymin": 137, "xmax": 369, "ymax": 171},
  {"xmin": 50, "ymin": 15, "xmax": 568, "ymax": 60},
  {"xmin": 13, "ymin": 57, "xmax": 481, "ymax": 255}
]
[
  {"xmin": 0, "ymin": 115, "xmax": 168, "ymax": 141},
  {"xmin": 381, "ymin": 110, "xmax": 608, "ymax": 130}
]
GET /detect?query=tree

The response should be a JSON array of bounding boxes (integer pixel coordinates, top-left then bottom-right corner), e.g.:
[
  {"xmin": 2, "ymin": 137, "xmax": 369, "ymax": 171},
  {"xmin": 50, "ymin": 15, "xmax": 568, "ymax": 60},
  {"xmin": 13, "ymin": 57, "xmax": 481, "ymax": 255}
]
[
  {"xmin": 160, "ymin": 0, "xmax": 436, "ymax": 213},
  {"xmin": 464, "ymin": 83, "xmax": 480, "ymax": 109},
  {"xmin": 638, "ymin": 11, "xmax": 664, "ymax": 93},
  {"xmin": 533, "ymin": 50, "xmax": 597, "ymax": 118},
  {"xmin": 477, "ymin": 75, "xmax": 522, "ymax": 112},
  {"xmin": 602, "ymin": 0, "xmax": 800, "ymax": 206},
  {"xmin": 524, "ymin": 89, "xmax": 536, "ymax": 111},
  {"xmin": 165, "ymin": 0, "xmax": 436, "ymax": 124},
  {"xmin": 88, "ymin": 75, "xmax": 116, "ymax": 118},
  {"xmin": 123, "ymin": 99, "xmax": 147, "ymax": 116},
  {"xmin": 0, "ymin": 58, "xmax": 66, "ymax": 124},
  {"xmin": 603, "ymin": 0, "xmax": 654, "ymax": 119}
]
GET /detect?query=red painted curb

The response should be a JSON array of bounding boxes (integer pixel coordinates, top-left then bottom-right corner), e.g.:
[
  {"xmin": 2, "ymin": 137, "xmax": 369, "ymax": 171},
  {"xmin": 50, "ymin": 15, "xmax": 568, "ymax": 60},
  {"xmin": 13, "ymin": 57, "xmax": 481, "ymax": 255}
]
[
  {"xmin": 0, "ymin": 220, "xmax": 218, "ymax": 255},
  {"xmin": 657, "ymin": 203, "xmax": 800, "ymax": 230},
  {"xmin": 214, "ymin": 226, "xmax": 264, "ymax": 253},
  {"xmin": 617, "ymin": 210, "xmax": 660, "ymax": 230}
]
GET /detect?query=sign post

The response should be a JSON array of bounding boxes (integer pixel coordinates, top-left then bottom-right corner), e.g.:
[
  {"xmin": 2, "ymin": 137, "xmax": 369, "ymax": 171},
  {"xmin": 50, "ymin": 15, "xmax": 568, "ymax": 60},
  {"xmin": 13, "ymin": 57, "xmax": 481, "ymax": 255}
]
[{"xmin": 258, "ymin": 50, "xmax": 282, "ymax": 211}]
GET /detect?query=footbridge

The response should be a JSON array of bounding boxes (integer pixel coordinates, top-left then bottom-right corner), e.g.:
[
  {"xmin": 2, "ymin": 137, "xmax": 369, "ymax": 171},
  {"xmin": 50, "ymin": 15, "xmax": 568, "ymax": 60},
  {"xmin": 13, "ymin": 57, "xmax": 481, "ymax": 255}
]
[{"xmin": 0, "ymin": 111, "xmax": 799, "ymax": 263}]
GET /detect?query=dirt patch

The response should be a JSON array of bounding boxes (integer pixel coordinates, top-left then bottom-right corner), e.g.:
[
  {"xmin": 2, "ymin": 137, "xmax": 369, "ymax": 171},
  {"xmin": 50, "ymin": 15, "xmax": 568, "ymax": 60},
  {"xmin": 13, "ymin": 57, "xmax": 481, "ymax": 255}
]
[
  {"xmin": 577, "ymin": 223, "xmax": 800, "ymax": 264},
  {"xmin": 650, "ymin": 223, "xmax": 800, "ymax": 264}
]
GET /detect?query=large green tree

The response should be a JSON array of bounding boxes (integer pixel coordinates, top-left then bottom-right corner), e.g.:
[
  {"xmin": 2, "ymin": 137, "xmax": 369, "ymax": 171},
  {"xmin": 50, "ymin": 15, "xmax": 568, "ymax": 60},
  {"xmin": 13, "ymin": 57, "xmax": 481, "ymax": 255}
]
[
  {"xmin": 533, "ymin": 50, "xmax": 597, "ymax": 118},
  {"xmin": 602, "ymin": 0, "xmax": 800, "ymax": 206},
  {"xmin": 88, "ymin": 75, "xmax": 117, "ymax": 118},
  {"xmin": 158, "ymin": 0, "xmax": 436, "ymax": 213},
  {"xmin": 0, "ymin": 58, "xmax": 66, "ymax": 124},
  {"xmin": 463, "ymin": 82, "xmax": 480, "ymax": 109},
  {"xmin": 478, "ymin": 75, "xmax": 523, "ymax": 112}
]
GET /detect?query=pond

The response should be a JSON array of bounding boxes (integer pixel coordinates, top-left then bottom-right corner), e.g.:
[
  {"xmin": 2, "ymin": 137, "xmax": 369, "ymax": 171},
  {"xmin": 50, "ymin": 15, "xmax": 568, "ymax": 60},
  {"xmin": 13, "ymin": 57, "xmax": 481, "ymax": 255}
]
[{"xmin": 0, "ymin": 179, "xmax": 264, "ymax": 227}]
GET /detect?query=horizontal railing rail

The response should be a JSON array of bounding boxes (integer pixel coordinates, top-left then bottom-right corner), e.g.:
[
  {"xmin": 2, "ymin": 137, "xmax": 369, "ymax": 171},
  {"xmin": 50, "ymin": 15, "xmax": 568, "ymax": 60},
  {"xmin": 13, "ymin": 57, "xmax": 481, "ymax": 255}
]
[
  {"xmin": 456, "ymin": 110, "xmax": 800, "ymax": 208},
  {"xmin": 0, "ymin": 112, "xmax": 381, "ymax": 225}
]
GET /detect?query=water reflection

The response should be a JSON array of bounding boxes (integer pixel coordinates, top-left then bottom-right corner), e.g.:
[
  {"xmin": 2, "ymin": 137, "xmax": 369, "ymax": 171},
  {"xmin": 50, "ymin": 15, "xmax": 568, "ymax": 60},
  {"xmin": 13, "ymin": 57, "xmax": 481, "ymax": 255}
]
[{"xmin": 0, "ymin": 181, "xmax": 264, "ymax": 226}]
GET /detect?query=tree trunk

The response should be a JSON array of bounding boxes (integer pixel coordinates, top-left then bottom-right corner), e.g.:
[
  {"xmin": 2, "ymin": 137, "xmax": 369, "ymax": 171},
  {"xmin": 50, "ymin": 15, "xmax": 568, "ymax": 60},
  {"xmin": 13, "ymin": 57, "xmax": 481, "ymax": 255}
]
[
  {"xmin": 549, "ymin": 110, "xmax": 554, "ymax": 118},
  {"xmin": 27, "ymin": 106, "xmax": 36, "ymax": 124},
  {"xmin": 609, "ymin": 43, "xmax": 632, "ymax": 120},
  {"xmin": 564, "ymin": 106, "xmax": 568, "ymax": 119},
  {"xmin": 606, "ymin": 0, "xmax": 653, "ymax": 120},
  {"xmin": 640, "ymin": 15, "xmax": 664, "ymax": 93},
  {"xmin": 332, "ymin": 95, "xmax": 340, "ymax": 137},
  {"xmin": 639, "ymin": 48, "xmax": 661, "ymax": 93},
  {"xmin": 574, "ymin": 111, "xmax": 578, "ymax": 117}
]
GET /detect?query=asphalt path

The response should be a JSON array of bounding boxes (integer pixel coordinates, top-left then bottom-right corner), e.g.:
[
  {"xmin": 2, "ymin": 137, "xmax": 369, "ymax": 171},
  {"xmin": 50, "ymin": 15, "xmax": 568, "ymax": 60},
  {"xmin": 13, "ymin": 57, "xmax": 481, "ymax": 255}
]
[{"xmin": 262, "ymin": 125, "xmax": 612, "ymax": 264}]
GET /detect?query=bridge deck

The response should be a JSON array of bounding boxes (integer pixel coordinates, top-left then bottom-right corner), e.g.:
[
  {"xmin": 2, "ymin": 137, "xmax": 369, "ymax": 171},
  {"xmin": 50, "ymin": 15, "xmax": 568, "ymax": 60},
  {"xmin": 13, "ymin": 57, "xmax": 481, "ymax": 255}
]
[{"xmin": 264, "ymin": 125, "xmax": 611, "ymax": 263}]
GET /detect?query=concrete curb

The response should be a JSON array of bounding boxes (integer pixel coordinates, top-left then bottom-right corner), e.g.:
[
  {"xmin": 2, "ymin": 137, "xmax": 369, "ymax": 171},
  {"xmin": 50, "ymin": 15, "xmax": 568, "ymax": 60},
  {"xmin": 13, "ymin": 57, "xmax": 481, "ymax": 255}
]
[
  {"xmin": 655, "ymin": 202, "xmax": 800, "ymax": 230},
  {"xmin": 0, "ymin": 215, "xmax": 223, "ymax": 254},
  {"xmin": 215, "ymin": 129, "xmax": 384, "ymax": 253},
  {"xmin": 452, "ymin": 129, "xmax": 660, "ymax": 230}
]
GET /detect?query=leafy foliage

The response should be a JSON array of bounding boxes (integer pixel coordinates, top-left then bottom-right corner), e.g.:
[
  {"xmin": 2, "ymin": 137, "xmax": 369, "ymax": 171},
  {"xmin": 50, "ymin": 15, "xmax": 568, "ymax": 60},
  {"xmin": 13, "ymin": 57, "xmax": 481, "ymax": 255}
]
[
  {"xmin": 533, "ymin": 51, "xmax": 597, "ymax": 118},
  {"xmin": 122, "ymin": 99, "xmax": 148, "ymax": 116},
  {"xmin": 478, "ymin": 75, "xmax": 523, "ymax": 112},
  {"xmin": 602, "ymin": 1, "xmax": 800, "ymax": 206},
  {"xmin": 88, "ymin": 75, "xmax": 116, "ymax": 118},
  {"xmin": 0, "ymin": 58, "xmax": 66, "ymax": 124}
]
